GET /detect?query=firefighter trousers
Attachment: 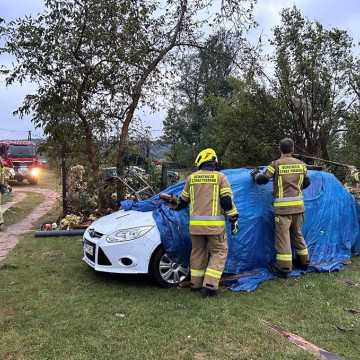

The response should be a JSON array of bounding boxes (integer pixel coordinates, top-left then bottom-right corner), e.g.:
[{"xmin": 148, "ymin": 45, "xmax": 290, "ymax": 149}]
[
  {"xmin": 275, "ymin": 213, "xmax": 309, "ymax": 273},
  {"xmin": 190, "ymin": 232, "xmax": 228, "ymax": 290}
]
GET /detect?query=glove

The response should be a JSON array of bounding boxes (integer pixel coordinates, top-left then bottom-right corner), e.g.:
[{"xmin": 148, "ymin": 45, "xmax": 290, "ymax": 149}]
[
  {"xmin": 250, "ymin": 168, "xmax": 260, "ymax": 181},
  {"xmin": 230, "ymin": 215, "xmax": 239, "ymax": 236},
  {"xmin": 159, "ymin": 193, "xmax": 178, "ymax": 209},
  {"xmin": 159, "ymin": 193, "xmax": 177, "ymax": 204}
]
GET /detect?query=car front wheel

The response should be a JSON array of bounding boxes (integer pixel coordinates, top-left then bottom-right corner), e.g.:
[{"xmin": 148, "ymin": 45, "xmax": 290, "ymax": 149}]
[{"xmin": 149, "ymin": 246, "xmax": 189, "ymax": 287}]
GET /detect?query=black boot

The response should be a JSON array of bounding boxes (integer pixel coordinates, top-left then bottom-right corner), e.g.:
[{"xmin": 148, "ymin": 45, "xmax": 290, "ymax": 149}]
[
  {"xmin": 268, "ymin": 263, "xmax": 289, "ymax": 278},
  {"xmin": 200, "ymin": 287, "xmax": 218, "ymax": 298},
  {"xmin": 293, "ymin": 258, "xmax": 309, "ymax": 271},
  {"xmin": 298, "ymin": 264, "xmax": 308, "ymax": 271}
]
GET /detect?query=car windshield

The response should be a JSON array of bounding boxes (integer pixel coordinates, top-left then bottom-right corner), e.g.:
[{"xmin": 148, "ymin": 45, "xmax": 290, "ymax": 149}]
[{"xmin": 8, "ymin": 145, "xmax": 36, "ymax": 158}]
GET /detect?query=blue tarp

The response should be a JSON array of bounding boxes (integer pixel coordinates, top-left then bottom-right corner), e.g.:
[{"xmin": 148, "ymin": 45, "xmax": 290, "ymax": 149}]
[{"xmin": 121, "ymin": 169, "xmax": 360, "ymax": 292}]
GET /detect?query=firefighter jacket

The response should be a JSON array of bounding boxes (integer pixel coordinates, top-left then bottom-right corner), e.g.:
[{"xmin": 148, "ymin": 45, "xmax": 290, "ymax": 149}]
[
  {"xmin": 264, "ymin": 154, "xmax": 308, "ymax": 215},
  {"xmin": 180, "ymin": 170, "xmax": 238, "ymax": 235}
]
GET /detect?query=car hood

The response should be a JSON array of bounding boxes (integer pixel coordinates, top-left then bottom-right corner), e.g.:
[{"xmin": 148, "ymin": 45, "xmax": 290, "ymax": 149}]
[{"xmin": 89, "ymin": 210, "xmax": 156, "ymax": 235}]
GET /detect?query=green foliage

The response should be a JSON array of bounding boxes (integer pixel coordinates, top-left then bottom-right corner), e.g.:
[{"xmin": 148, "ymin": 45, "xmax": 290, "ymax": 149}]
[
  {"xmin": 163, "ymin": 32, "xmax": 244, "ymax": 167},
  {"xmin": 1, "ymin": 0, "xmax": 256, "ymax": 193},
  {"xmin": 163, "ymin": 106, "xmax": 203, "ymax": 165},
  {"xmin": 163, "ymin": 32, "xmax": 284, "ymax": 168},
  {"xmin": 164, "ymin": 6, "xmax": 359, "ymax": 168},
  {"xmin": 339, "ymin": 110, "xmax": 360, "ymax": 167},
  {"xmin": 339, "ymin": 58, "xmax": 360, "ymax": 166},
  {"xmin": 3, "ymin": 2, "xmax": 360, "ymax": 170},
  {"xmin": 203, "ymin": 79, "xmax": 283, "ymax": 167},
  {"xmin": 271, "ymin": 6, "xmax": 353, "ymax": 158}
]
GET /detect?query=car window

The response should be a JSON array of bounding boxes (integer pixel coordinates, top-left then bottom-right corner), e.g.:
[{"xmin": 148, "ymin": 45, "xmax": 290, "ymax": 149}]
[{"xmin": 8, "ymin": 145, "xmax": 36, "ymax": 157}]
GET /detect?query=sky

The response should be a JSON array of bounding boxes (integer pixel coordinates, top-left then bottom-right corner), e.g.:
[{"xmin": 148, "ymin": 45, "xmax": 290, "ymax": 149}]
[{"xmin": 0, "ymin": 0, "xmax": 360, "ymax": 140}]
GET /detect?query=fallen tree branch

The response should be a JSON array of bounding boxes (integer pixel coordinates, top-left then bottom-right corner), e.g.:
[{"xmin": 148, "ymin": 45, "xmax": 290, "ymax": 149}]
[
  {"xmin": 344, "ymin": 308, "xmax": 360, "ymax": 315},
  {"xmin": 262, "ymin": 320, "xmax": 343, "ymax": 360}
]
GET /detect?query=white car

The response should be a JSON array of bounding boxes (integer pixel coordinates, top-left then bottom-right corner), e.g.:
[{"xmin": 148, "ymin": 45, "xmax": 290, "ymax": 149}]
[{"xmin": 82, "ymin": 209, "xmax": 189, "ymax": 286}]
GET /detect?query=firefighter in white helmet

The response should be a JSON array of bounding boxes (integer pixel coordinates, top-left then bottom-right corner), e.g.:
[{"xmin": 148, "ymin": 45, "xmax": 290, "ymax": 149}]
[{"xmin": 164, "ymin": 148, "xmax": 238, "ymax": 297}]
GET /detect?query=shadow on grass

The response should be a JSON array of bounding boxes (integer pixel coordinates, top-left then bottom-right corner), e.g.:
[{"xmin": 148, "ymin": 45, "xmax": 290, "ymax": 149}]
[{"xmin": 82, "ymin": 265, "xmax": 159, "ymax": 289}]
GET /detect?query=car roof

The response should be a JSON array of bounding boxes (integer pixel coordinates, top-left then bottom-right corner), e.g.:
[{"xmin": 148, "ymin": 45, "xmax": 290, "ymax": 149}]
[{"xmin": 0, "ymin": 140, "xmax": 36, "ymax": 146}]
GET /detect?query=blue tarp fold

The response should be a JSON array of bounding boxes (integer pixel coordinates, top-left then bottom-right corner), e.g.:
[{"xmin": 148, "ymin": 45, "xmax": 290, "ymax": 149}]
[{"xmin": 121, "ymin": 169, "xmax": 360, "ymax": 291}]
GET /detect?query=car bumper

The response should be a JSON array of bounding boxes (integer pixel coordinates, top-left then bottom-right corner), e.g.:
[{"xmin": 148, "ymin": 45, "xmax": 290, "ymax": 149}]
[
  {"xmin": 14, "ymin": 169, "xmax": 33, "ymax": 180},
  {"xmin": 82, "ymin": 227, "xmax": 161, "ymax": 274}
]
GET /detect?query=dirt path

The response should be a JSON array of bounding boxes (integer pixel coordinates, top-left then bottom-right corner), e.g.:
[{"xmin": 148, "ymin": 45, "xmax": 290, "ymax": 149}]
[{"xmin": 0, "ymin": 187, "xmax": 59, "ymax": 262}]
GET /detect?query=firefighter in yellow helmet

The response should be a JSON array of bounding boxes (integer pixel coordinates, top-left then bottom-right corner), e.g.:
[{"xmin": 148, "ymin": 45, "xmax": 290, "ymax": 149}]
[
  {"xmin": 251, "ymin": 138, "xmax": 311, "ymax": 277},
  {"xmin": 164, "ymin": 148, "xmax": 238, "ymax": 297}
]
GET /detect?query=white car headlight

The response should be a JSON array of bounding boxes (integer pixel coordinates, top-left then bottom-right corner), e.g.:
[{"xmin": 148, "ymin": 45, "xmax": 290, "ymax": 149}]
[
  {"xmin": 106, "ymin": 226, "xmax": 154, "ymax": 243},
  {"xmin": 30, "ymin": 167, "xmax": 40, "ymax": 177}
]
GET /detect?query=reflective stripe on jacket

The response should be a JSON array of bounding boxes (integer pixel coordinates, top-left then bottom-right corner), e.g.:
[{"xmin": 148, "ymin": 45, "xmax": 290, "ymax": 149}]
[
  {"xmin": 265, "ymin": 155, "xmax": 307, "ymax": 215},
  {"xmin": 180, "ymin": 170, "xmax": 237, "ymax": 235}
]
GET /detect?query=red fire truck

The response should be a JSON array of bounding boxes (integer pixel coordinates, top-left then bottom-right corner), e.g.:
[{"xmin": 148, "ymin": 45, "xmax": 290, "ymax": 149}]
[{"xmin": 0, "ymin": 140, "xmax": 41, "ymax": 184}]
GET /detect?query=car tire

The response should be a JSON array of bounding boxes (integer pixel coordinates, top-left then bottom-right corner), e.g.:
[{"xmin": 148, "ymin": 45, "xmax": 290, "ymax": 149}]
[{"xmin": 149, "ymin": 245, "xmax": 189, "ymax": 288}]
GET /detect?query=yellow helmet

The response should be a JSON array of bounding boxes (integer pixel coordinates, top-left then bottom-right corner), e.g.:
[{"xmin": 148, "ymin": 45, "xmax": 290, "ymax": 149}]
[{"xmin": 195, "ymin": 148, "xmax": 218, "ymax": 168}]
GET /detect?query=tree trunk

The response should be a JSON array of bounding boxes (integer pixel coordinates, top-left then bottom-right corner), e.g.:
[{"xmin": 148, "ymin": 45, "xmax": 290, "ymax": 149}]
[
  {"xmin": 61, "ymin": 148, "xmax": 68, "ymax": 216},
  {"xmin": 117, "ymin": 104, "xmax": 137, "ymax": 171},
  {"xmin": 76, "ymin": 112, "xmax": 107, "ymax": 213},
  {"xmin": 115, "ymin": 99, "xmax": 139, "ymax": 200},
  {"xmin": 115, "ymin": 0, "xmax": 188, "ymax": 199},
  {"xmin": 79, "ymin": 116, "xmax": 99, "ymax": 178},
  {"xmin": 319, "ymin": 131, "xmax": 330, "ymax": 160}
]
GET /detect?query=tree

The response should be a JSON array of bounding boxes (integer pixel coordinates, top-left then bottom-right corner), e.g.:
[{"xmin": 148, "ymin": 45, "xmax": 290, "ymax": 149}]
[
  {"xmin": 32, "ymin": 93, "xmax": 96, "ymax": 214},
  {"xmin": 348, "ymin": 57, "xmax": 360, "ymax": 101},
  {"xmin": 271, "ymin": 6, "xmax": 353, "ymax": 159},
  {"xmin": 339, "ymin": 56, "xmax": 360, "ymax": 165},
  {"xmin": 162, "ymin": 105, "xmax": 201, "ymax": 165},
  {"xmin": 162, "ymin": 31, "xmax": 243, "ymax": 166},
  {"xmin": 1, "ymin": 0, "xmax": 256, "ymax": 178},
  {"xmin": 201, "ymin": 79, "xmax": 283, "ymax": 167},
  {"xmin": 39, "ymin": 118, "xmax": 81, "ymax": 215}
]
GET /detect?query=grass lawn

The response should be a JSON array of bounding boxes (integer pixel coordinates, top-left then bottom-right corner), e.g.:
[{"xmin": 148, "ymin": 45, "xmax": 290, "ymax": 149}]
[
  {"xmin": 3, "ymin": 192, "xmax": 45, "ymax": 228},
  {"xmin": 0, "ymin": 234, "xmax": 359, "ymax": 360}
]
